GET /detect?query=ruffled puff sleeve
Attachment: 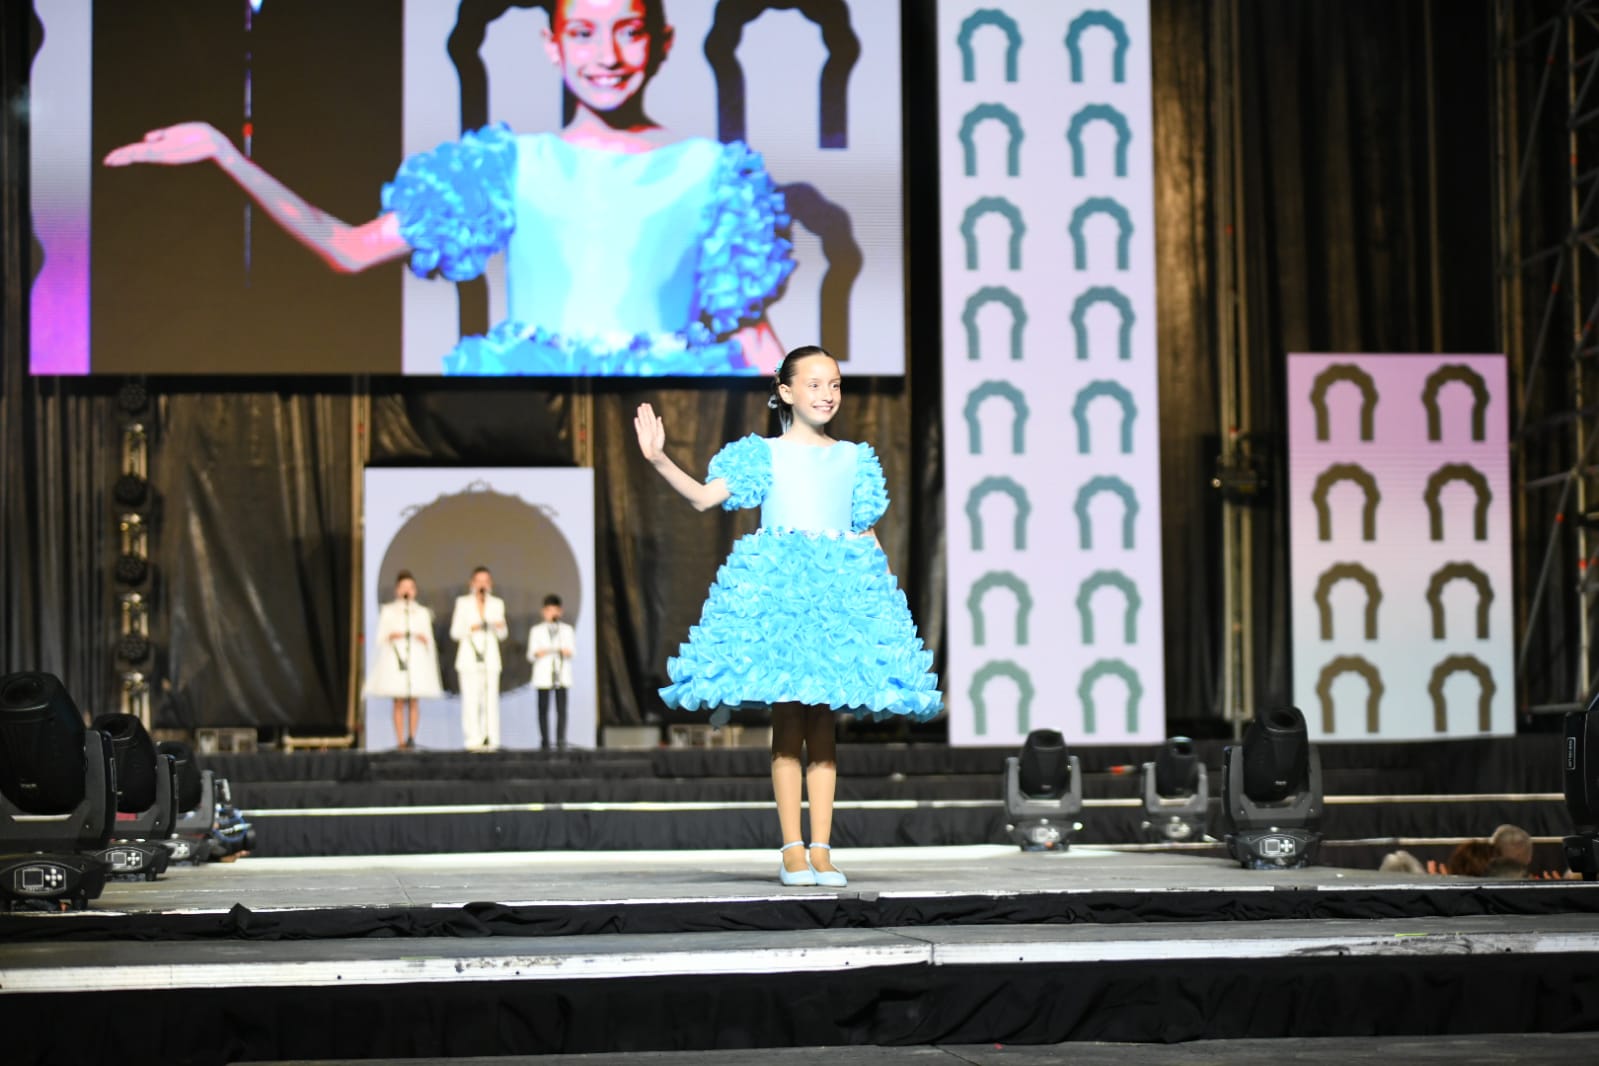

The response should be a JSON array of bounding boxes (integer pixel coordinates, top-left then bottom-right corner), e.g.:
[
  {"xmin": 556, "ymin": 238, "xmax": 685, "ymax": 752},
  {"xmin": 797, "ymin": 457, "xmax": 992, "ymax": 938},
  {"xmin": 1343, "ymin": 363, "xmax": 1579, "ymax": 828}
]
[
  {"xmin": 706, "ymin": 434, "xmax": 772, "ymax": 511},
  {"xmin": 695, "ymin": 142, "xmax": 797, "ymax": 335},
  {"xmin": 381, "ymin": 124, "xmax": 518, "ymax": 283},
  {"xmin": 851, "ymin": 443, "xmax": 889, "ymax": 533}
]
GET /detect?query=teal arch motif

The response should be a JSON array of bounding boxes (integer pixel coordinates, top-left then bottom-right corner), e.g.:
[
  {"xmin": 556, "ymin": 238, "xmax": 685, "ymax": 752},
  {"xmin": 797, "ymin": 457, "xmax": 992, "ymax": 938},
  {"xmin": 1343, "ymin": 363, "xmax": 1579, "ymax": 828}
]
[
  {"xmin": 957, "ymin": 8, "xmax": 1021, "ymax": 83},
  {"xmin": 963, "ymin": 286, "xmax": 1027, "ymax": 362},
  {"xmin": 964, "ymin": 380, "xmax": 1028, "ymax": 455},
  {"xmin": 965, "ymin": 476, "xmax": 1031, "ymax": 550},
  {"xmin": 1078, "ymin": 659, "xmax": 1142, "ymax": 734},
  {"xmin": 1071, "ymin": 286, "xmax": 1135, "ymax": 362},
  {"xmin": 1073, "ymin": 476, "xmax": 1139, "ymax": 550},
  {"xmin": 1068, "ymin": 197, "xmax": 1133, "ymax": 271},
  {"xmin": 1065, "ymin": 10, "xmax": 1130, "ymax": 84},
  {"xmin": 1066, "ymin": 104, "xmax": 1131, "ymax": 178},
  {"xmin": 1071, "ymin": 380, "xmax": 1136, "ymax": 454},
  {"xmin": 967, "ymin": 570, "xmax": 1032, "ymax": 646},
  {"xmin": 961, "ymin": 197, "xmax": 1025, "ymax": 270},
  {"xmin": 1075, "ymin": 570, "xmax": 1140, "ymax": 644},
  {"xmin": 959, "ymin": 103, "xmax": 1023, "ymax": 177},
  {"xmin": 970, "ymin": 659, "xmax": 1034, "ymax": 735}
]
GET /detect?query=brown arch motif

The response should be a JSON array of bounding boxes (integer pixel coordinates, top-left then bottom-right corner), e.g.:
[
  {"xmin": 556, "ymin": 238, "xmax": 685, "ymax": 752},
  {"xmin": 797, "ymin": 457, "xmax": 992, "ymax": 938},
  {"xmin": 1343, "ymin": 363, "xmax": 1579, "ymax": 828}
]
[
  {"xmin": 1315, "ymin": 655, "xmax": 1384, "ymax": 734},
  {"xmin": 1309, "ymin": 363, "xmax": 1378, "ymax": 442},
  {"xmin": 1425, "ymin": 562, "xmax": 1493, "ymax": 640},
  {"xmin": 1421, "ymin": 364, "xmax": 1489, "ymax": 443},
  {"xmin": 1311, "ymin": 463, "xmax": 1380, "ymax": 541},
  {"xmin": 1423, "ymin": 463, "xmax": 1491, "ymax": 541},
  {"xmin": 1312, "ymin": 562, "xmax": 1381, "ymax": 641},
  {"xmin": 1428, "ymin": 655, "xmax": 1496, "ymax": 732}
]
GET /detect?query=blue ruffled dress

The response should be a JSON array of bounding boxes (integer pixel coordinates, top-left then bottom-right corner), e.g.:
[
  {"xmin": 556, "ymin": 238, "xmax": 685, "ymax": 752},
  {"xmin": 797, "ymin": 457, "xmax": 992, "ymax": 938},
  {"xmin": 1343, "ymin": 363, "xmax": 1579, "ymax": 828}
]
[
  {"xmin": 381, "ymin": 126, "xmax": 794, "ymax": 375},
  {"xmin": 661, "ymin": 435, "xmax": 943, "ymax": 722}
]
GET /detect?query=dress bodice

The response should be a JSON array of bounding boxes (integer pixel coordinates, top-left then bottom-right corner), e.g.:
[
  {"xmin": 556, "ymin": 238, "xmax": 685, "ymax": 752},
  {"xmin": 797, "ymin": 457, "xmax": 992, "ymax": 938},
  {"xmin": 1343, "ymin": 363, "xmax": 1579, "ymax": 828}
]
[
  {"xmin": 707, "ymin": 434, "xmax": 889, "ymax": 535},
  {"xmin": 506, "ymin": 135, "xmax": 723, "ymax": 340},
  {"xmin": 761, "ymin": 438, "xmax": 860, "ymax": 533}
]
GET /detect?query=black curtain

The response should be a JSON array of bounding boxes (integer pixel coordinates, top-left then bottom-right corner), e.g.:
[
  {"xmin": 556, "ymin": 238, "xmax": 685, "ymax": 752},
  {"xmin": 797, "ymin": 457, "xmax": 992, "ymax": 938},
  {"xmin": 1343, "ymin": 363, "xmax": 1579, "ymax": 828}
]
[{"xmin": 2, "ymin": 1, "xmax": 1511, "ymax": 733}]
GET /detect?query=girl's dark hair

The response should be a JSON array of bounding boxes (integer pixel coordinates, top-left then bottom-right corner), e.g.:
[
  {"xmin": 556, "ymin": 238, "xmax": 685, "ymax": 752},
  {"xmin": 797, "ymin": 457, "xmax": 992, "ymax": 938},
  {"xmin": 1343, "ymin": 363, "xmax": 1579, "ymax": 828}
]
[
  {"xmin": 394, "ymin": 570, "xmax": 415, "ymax": 586},
  {"xmin": 767, "ymin": 345, "xmax": 833, "ymax": 431}
]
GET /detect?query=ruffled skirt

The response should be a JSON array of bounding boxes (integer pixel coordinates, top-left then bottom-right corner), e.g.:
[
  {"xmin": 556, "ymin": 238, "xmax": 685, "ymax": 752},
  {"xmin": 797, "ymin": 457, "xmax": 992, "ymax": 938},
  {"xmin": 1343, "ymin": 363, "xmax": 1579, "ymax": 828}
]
[{"xmin": 660, "ymin": 530, "xmax": 943, "ymax": 721}]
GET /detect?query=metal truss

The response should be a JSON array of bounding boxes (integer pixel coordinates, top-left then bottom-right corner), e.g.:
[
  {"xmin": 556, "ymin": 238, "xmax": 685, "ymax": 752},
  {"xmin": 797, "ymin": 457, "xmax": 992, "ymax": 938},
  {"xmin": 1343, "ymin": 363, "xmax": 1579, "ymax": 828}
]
[{"xmin": 1495, "ymin": 0, "xmax": 1599, "ymax": 713}]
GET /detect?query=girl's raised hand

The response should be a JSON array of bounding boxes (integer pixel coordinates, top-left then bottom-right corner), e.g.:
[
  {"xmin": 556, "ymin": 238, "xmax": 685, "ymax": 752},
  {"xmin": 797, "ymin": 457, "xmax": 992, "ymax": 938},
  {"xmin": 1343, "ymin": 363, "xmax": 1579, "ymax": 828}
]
[
  {"xmin": 634, "ymin": 403, "xmax": 666, "ymax": 462},
  {"xmin": 104, "ymin": 123, "xmax": 233, "ymax": 168}
]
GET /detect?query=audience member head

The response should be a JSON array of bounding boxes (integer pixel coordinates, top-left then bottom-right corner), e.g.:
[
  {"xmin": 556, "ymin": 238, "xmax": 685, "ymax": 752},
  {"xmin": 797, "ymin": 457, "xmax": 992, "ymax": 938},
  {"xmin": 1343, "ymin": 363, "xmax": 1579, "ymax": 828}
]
[
  {"xmin": 1490, "ymin": 823, "xmax": 1534, "ymax": 866},
  {"xmin": 1445, "ymin": 839, "xmax": 1496, "ymax": 878},
  {"xmin": 1379, "ymin": 849, "xmax": 1424, "ymax": 876}
]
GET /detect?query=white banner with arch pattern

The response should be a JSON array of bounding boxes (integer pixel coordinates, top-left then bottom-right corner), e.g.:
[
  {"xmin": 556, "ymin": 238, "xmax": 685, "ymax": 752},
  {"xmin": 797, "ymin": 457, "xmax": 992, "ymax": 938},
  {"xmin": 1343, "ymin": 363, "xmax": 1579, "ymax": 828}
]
[{"xmin": 939, "ymin": 1, "xmax": 1166, "ymax": 746}]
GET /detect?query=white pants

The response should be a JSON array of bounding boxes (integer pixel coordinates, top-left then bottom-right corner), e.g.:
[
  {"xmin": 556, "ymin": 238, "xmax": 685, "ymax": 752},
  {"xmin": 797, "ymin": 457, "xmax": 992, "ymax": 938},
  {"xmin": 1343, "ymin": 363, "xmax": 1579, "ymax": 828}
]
[{"xmin": 459, "ymin": 667, "xmax": 501, "ymax": 749}]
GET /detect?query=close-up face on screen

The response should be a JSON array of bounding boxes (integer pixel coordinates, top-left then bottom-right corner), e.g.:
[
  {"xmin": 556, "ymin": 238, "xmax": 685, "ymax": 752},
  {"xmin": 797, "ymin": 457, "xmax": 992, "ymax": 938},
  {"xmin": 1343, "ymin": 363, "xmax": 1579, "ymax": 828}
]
[{"xmin": 28, "ymin": 0, "xmax": 906, "ymax": 377}]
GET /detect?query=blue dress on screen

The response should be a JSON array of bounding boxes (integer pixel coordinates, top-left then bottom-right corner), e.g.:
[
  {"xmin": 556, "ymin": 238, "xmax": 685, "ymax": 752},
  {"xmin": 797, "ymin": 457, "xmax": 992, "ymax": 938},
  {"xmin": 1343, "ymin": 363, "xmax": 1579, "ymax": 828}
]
[
  {"xmin": 381, "ymin": 126, "xmax": 794, "ymax": 375},
  {"xmin": 660, "ymin": 435, "xmax": 943, "ymax": 722}
]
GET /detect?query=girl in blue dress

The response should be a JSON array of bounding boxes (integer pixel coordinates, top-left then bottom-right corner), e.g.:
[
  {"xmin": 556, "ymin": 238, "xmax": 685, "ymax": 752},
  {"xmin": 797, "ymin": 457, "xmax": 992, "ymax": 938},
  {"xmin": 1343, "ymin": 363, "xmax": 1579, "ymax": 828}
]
[
  {"xmin": 104, "ymin": 0, "xmax": 792, "ymax": 376},
  {"xmin": 635, "ymin": 346, "xmax": 943, "ymax": 886}
]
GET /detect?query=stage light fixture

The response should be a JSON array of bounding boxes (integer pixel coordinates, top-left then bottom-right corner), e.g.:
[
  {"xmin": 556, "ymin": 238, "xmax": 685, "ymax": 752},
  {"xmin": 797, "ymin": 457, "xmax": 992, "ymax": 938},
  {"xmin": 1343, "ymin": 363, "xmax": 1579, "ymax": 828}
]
[
  {"xmin": 115, "ymin": 513, "xmax": 150, "ymax": 585},
  {"xmin": 88, "ymin": 714, "xmax": 174, "ymax": 880},
  {"xmin": 116, "ymin": 380, "xmax": 150, "ymax": 415},
  {"xmin": 1004, "ymin": 729, "xmax": 1083, "ymax": 851},
  {"xmin": 1219, "ymin": 707, "xmax": 1323, "ymax": 869},
  {"xmin": 1138, "ymin": 736, "xmax": 1209, "ymax": 843},
  {"xmin": 114, "ymin": 423, "xmax": 150, "ymax": 506},
  {"xmin": 161, "ymin": 742, "xmax": 252, "ymax": 862},
  {"xmin": 1562, "ymin": 691, "xmax": 1599, "ymax": 880},
  {"xmin": 0, "ymin": 673, "xmax": 115, "ymax": 909}
]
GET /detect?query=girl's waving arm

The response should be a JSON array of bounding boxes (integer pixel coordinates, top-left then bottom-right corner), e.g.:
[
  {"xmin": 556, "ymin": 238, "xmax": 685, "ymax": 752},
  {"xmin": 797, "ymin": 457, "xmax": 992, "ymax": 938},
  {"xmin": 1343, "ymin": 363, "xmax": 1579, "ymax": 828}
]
[
  {"xmin": 104, "ymin": 122, "xmax": 409, "ymax": 274},
  {"xmin": 634, "ymin": 403, "xmax": 732, "ymax": 512}
]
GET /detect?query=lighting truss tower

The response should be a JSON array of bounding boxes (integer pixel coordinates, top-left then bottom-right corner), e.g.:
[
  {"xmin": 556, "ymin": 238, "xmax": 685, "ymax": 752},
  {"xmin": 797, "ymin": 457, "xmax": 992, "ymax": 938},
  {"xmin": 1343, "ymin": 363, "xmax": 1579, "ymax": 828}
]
[{"xmin": 1494, "ymin": 0, "xmax": 1599, "ymax": 715}]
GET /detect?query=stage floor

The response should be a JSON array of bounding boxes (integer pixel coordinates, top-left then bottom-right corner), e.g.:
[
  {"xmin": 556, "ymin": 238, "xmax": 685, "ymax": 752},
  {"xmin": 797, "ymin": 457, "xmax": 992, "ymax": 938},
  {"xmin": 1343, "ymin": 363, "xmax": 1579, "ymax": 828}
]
[
  {"xmin": 61, "ymin": 844, "xmax": 1517, "ymax": 913},
  {"xmin": 245, "ymin": 1034, "xmax": 1599, "ymax": 1065}
]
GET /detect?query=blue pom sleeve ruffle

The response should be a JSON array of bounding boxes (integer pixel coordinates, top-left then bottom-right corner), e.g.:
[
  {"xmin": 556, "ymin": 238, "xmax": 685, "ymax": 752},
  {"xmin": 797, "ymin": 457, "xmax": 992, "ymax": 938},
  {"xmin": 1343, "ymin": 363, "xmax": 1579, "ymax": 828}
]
[
  {"xmin": 382, "ymin": 124, "xmax": 518, "ymax": 283},
  {"xmin": 851, "ymin": 444, "xmax": 889, "ymax": 532},
  {"xmin": 706, "ymin": 434, "xmax": 772, "ymax": 511},
  {"xmin": 695, "ymin": 142, "xmax": 795, "ymax": 334}
]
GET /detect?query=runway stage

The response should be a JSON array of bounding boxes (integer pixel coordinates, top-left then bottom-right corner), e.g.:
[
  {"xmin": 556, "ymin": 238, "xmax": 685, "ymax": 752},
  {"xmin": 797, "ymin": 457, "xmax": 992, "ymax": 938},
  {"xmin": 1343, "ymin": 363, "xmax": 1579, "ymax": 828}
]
[{"xmin": 4, "ymin": 847, "xmax": 1599, "ymax": 1064}]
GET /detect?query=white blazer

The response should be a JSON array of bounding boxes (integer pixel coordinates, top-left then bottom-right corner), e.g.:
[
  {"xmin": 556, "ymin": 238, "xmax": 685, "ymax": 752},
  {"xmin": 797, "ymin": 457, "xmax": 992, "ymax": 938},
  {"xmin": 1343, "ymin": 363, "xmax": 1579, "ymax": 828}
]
[
  {"xmin": 450, "ymin": 593, "xmax": 508, "ymax": 671},
  {"xmin": 527, "ymin": 620, "xmax": 576, "ymax": 689}
]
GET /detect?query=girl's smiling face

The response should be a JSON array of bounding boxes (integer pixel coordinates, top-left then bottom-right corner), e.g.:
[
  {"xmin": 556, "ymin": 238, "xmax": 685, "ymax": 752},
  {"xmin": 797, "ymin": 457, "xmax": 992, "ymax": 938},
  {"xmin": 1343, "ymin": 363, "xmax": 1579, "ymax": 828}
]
[
  {"xmin": 544, "ymin": 0, "xmax": 670, "ymax": 116},
  {"xmin": 778, "ymin": 355, "xmax": 843, "ymax": 431}
]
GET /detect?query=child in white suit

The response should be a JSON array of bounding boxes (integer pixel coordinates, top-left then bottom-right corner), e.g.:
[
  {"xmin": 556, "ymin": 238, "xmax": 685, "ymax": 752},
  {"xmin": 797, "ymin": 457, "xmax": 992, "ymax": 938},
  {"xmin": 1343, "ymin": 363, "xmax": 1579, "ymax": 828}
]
[{"xmin": 528, "ymin": 594, "xmax": 576, "ymax": 751}]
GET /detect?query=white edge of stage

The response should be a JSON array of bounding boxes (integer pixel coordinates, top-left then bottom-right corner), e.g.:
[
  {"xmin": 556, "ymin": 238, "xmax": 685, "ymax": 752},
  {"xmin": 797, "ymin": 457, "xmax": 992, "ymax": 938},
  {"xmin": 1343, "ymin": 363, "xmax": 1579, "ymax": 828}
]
[{"xmin": 8, "ymin": 916, "xmax": 1599, "ymax": 995}]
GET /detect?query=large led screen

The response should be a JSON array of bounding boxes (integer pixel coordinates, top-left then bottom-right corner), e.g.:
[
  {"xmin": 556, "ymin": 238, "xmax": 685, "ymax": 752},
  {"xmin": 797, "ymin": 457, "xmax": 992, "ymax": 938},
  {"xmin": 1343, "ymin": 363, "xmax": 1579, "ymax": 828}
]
[{"xmin": 29, "ymin": 1, "xmax": 905, "ymax": 376}]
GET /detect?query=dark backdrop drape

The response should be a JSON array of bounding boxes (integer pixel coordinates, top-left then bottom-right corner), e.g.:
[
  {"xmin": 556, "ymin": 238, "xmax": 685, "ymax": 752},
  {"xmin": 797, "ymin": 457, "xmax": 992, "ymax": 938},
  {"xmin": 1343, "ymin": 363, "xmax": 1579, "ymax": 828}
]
[{"xmin": 2, "ymin": 1, "xmax": 1510, "ymax": 733}]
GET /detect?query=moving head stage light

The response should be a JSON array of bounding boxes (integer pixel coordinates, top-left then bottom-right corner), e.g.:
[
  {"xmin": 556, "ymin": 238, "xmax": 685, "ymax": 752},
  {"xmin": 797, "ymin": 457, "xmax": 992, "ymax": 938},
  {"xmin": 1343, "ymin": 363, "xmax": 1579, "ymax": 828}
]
[
  {"xmin": 90, "ymin": 713, "xmax": 175, "ymax": 881},
  {"xmin": 1219, "ymin": 707, "xmax": 1323, "ymax": 869},
  {"xmin": 160, "ymin": 741, "xmax": 254, "ymax": 863},
  {"xmin": 0, "ymin": 672, "xmax": 114, "ymax": 909},
  {"xmin": 1004, "ymin": 729, "xmax": 1083, "ymax": 851},
  {"xmin": 1563, "ymin": 691, "xmax": 1599, "ymax": 880},
  {"xmin": 1139, "ymin": 736, "xmax": 1209, "ymax": 843}
]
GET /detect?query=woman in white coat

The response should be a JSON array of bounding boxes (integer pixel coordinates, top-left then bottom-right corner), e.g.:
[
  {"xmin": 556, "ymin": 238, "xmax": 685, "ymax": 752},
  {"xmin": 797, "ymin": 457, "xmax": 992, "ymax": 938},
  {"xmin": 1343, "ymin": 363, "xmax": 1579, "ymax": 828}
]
[{"xmin": 365, "ymin": 571, "xmax": 443, "ymax": 749}]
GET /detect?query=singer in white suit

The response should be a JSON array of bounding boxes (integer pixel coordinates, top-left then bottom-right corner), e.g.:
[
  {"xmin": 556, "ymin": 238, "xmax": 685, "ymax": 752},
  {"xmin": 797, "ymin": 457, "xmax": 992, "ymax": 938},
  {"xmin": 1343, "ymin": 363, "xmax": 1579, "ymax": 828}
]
[
  {"xmin": 364, "ymin": 571, "xmax": 443, "ymax": 750},
  {"xmin": 450, "ymin": 566, "xmax": 509, "ymax": 751},
  {"xmin": 527, "ymin": 593, "xmax": 576, "ymax": 750}
]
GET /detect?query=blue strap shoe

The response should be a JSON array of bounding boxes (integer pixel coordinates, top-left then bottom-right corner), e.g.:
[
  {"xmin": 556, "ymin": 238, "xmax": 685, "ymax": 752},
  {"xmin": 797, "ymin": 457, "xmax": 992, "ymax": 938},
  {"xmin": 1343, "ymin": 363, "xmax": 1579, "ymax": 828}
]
[
  {"xmin": 778, "ymin": 841, "xmax": 817, "ymax": 886},
  {"xmin": 809, "ymin": 843, "xmax": 848, "ymax": 887}
]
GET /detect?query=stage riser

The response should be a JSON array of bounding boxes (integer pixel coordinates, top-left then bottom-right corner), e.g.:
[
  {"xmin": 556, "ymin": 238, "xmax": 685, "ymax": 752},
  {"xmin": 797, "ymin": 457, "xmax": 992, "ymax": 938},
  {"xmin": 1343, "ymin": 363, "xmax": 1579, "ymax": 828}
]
[
  {"xmin": 242, "ymin": 799, "xmax": 1573, "ymax": 861},
  {"xmin": 224, "ymin": 767, "xmax": 1421, "ymax": 808},
  {"xmin": 198, "ymin": 735, "xmax": 1566, "ymax": 795},
  {"xmin": 7, "ymin": 954, "xmax": 1598, "ymax": 1065}
]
